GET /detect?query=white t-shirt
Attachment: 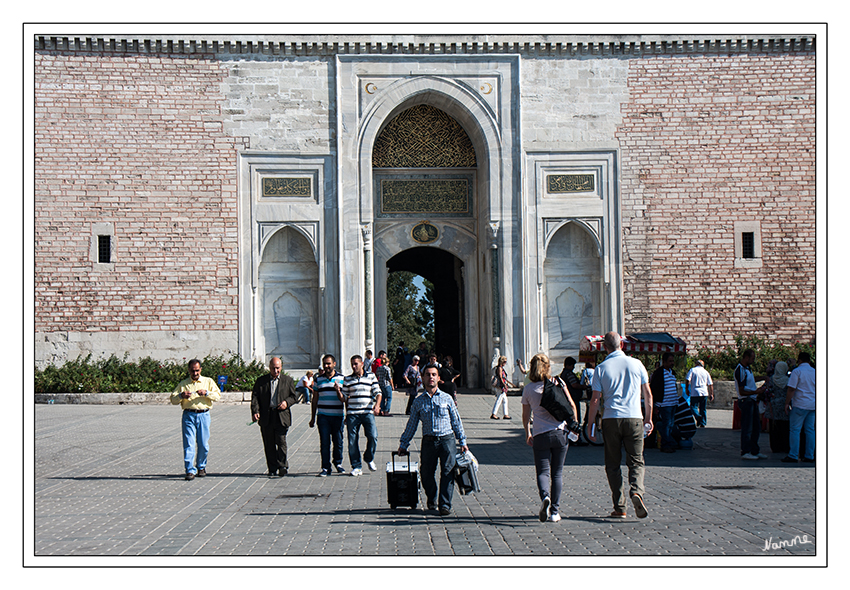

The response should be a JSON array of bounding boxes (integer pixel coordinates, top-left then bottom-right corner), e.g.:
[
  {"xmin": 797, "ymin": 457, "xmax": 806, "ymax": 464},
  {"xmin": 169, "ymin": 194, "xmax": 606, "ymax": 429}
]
[
  {"xmin": 297, "ymin": 375, "xmax": 313, "ymax": 389},
  {"xmin": 686, "ymin": 365, "xmax": 713, "ymax": 397},
  {"xmin": 787, "ymin": 362, "xmax": 816, "ymax": 410},
  {"xmin": 521, "ymin": 380, "xmax": 566, "ymax": 436}
]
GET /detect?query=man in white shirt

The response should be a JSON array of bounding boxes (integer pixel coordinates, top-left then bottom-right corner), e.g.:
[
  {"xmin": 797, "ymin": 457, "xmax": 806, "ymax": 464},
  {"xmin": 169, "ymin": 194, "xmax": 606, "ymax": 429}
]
[
  {"xmin": 782, "ymin": 352, "xmax": 816, "ymax": 463},
  {"xmin": 686, "ymin": 360, "xmax": 714, "ymax": 428}
]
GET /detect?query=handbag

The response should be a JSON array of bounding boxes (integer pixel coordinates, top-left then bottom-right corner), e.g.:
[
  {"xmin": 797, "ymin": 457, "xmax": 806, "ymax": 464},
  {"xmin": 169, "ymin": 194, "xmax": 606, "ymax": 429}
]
[{"xmin": 540, "ymin": 377, "xmax": 580, "ymax": 430}]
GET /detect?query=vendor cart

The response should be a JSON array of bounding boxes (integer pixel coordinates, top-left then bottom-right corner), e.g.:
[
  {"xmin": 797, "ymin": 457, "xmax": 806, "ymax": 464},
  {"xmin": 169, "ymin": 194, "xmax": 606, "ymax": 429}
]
[{"xmin": 578, "ymin": 332, "xmax": 688, "ymax": 445}]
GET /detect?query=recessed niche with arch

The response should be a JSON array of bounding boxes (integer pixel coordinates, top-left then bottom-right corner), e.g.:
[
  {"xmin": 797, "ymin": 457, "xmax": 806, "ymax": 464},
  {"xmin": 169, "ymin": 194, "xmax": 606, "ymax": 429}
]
[
  {"xmin": 543, "ymin": 222, "xmax": 602, "ymax": 350},
  {"xmin": 258, "ymin": 226, "xmax": 319, "ymax": 366}
]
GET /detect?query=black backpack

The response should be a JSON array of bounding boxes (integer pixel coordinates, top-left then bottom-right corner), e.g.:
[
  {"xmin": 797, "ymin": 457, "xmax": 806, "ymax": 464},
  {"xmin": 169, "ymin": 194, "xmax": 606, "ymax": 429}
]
[{"xmin": 540, "ymin": 377, "xmax": 579, "ymax": 430}]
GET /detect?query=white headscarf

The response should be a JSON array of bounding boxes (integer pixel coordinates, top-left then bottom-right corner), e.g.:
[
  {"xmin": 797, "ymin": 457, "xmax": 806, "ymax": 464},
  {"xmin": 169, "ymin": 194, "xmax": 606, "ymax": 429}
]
[{"xmin": 772, "ymin": 361, "xmax": 789, "ymax": 391}]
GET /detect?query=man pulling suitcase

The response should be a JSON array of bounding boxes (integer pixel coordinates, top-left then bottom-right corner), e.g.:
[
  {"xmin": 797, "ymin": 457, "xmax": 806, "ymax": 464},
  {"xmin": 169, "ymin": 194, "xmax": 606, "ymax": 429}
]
[{"xmin": 397, "ymin": 363, "xmax": 469, "ymax": 516}]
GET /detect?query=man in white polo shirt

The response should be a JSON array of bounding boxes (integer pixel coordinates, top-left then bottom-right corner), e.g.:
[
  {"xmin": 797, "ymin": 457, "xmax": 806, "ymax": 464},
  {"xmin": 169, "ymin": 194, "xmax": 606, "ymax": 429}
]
[
  {"xmin": 782, "ymin": 352, "xmax": 816, "ymax": 463},
  {"xmin": 686, "ymin": 359, "xmax": 714, "ymax": 428},
  {"xmin": 586, "ymin": 332, "xmax": 653, "ymax": 519}
]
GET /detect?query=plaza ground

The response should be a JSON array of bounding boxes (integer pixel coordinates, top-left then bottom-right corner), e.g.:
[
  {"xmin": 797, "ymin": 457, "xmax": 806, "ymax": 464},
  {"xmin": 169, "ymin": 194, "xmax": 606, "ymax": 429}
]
[{"xmin": 30, "ymin": 391, "xmax": 819, "ymax": 564}]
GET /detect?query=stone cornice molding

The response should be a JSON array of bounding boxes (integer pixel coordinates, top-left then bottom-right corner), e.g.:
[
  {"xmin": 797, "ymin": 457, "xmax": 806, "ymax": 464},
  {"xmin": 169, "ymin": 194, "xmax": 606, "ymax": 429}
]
[{"xmin": 33, "ymin": 35, "xmax": 816, "ymax": 56}]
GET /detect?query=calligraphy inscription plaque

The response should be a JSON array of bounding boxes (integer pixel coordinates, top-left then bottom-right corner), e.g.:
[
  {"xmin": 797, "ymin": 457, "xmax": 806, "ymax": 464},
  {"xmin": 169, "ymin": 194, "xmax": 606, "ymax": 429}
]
[
  {"xmin": 547, "ymin": 174, "xmax": 595, "ymax": 194},
  {"xmin": 381, "ymin": 179, "xmax": 470, "ymax": 215},
  {"xmin": 262, "ymin": 177, "xmax": 312, "ymax": 198}
]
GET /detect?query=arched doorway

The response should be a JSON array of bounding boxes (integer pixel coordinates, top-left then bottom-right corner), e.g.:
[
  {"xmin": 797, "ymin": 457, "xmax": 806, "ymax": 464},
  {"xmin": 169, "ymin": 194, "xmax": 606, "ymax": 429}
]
[{"xmin": 387, "ymin": 247, "xmax": 466, "ymax": 383}]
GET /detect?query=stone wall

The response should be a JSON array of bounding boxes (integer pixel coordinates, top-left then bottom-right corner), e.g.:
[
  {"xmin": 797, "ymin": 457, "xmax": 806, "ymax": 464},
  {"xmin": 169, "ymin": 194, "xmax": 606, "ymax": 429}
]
[
  {"xmin": 34, "ymin": 52, "xmax": 244, "ymax": 365},
  {"xmin": 617, "ymin": 54, "xmax": 815, "ymax": 350}
]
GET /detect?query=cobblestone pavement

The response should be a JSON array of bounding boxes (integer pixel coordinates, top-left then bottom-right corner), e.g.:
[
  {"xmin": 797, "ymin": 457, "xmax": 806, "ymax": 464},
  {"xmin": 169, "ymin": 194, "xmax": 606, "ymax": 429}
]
[{"xmin": 30, "ymin": 393, "xmax": 821, "ymax": 564}]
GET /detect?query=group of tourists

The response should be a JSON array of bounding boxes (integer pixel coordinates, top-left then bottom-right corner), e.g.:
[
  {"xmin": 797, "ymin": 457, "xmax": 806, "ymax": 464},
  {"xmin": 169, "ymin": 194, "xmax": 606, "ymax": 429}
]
[{"xmin": 169, "ymin": 333, "xmax": 815, "ymax": 522}]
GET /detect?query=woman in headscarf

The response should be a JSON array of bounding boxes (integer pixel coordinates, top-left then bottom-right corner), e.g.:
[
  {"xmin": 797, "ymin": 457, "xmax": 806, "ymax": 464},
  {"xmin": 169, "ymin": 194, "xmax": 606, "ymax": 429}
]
[{"xmin": 766, "ymin": 360, "xmax": 790, "ymax": 454}]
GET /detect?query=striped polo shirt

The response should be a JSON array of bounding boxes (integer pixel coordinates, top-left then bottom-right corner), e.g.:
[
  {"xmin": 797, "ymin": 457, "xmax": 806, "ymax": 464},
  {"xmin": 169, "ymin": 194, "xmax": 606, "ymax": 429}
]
[
  {"xmin": 656, "ymin": 368, "xmax": 678, "ymax": 408},
  {"xmin": 315, "ymin": 371, "xmax": 345, "ymax": 417},
  {"xmin": 342, "ymin": 372, "xmax": 381, "ymax": 414}
]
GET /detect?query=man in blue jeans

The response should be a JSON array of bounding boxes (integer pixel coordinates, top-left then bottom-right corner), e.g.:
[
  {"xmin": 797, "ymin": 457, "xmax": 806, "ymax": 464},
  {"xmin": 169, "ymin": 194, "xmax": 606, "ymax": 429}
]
[
  {"xmin": 342, "ymin": 355, "xmax": 382, "ymax": 476},
  {"xmin": 170, "ymin": 359, "xmax": 221, "ymax": 480},
  {"xmin": 782, "ymin": 352, "xmax": 816, "ymax": 463},
  {"xmin": 398, "ymin": 364, "xmax": 468, "ymax": 516},
  {"xmin": 735, "ymin": 349, "xmax": 768, "ymax": 460},
  {"xmin": 309, "ymin": 354, "xmax": 346, "ymax": 476}
]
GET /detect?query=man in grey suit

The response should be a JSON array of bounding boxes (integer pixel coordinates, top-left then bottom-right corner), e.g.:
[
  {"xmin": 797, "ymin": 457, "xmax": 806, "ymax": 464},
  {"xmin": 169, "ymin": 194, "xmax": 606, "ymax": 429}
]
[{"xmin": 251, "ymin": 357, "xmax": 298, "ymax": 477}]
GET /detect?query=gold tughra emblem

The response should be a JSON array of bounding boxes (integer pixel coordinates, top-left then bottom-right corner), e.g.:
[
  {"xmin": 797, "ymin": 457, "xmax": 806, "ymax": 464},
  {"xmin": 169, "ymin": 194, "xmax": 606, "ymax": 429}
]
[{"xmin": 411, "ymin": 221, "xmax": 439, "ymax": 244}]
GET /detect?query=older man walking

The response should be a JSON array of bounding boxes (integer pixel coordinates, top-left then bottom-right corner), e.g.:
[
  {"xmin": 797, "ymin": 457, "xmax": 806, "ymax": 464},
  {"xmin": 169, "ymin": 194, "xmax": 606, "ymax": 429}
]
[
  {"xmin": 251, "ymin": 357, "xmax": 298, "ymax": 477},
  {"xmin": 586, "ymin": 332, "xmax": 653, "ymax": 519}
]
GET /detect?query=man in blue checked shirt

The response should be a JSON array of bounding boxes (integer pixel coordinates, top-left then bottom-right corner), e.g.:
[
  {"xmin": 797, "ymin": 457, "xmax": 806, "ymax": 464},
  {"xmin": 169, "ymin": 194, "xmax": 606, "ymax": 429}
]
[{"xmin": 398, "ymin": 363, "xmax": 469, "ymax": 516}]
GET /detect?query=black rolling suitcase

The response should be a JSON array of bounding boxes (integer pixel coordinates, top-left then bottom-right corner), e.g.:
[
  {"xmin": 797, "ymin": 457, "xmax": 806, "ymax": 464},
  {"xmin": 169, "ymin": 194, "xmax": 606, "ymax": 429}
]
[{"xmin": 387, "ymin": 451, "xmax": 420, "ymax": 509}]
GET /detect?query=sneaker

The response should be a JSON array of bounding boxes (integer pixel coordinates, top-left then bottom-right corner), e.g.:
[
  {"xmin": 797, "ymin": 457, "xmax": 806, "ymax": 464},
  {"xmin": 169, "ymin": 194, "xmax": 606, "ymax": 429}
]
[
  {"xmin": 367, "ymin": 461, "xmax": 377, "ymax": 472},
  {"xmin": 427, "ymin": 499, "xmax": 437, "ymax": 510},
  {"xmin": 756, "ymin": 453, "xmax": 768, "ymax": 459},
  {"xmin": 318, "ymin": 469, "xmax": 330, "ymax": 477},
  {"xmin": 631, "ymin": 493, "xmax": 648, "ymax": 519},
  {"xmin": 439, "ymin": 507, "xmax": 452, "ymax": 516},
  {"xmin": 608, "ymin": 510, "xmax": 627, "ymax": 518},
  {"xmin": 781, "ymin": 456, "xmax": 799, "ymax": 463},
  {"xmin": 548, "ymin": 513, "xmax": 562, "ymax": 523},
  {"xmin": 741, "ymin": 453, "xmax": 759, "ymax": 460},
  {"xmin": 351, "ymin": 468, "xmax": 362, "ymax": 477},
  {"xmin": 539, "ymin": 496, "xmax": 551, "ymax": 522},
  {"xmin": 335, "ymin": 465, "xmax": 346, "ymax": 474},
  {"xmin": 802, "ymin": 457, "xmax": 815, "ymax": 463}
]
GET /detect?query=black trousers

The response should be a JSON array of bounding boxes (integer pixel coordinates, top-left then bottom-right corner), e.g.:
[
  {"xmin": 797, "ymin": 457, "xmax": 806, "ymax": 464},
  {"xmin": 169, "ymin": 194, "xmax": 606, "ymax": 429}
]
[{"xmin": 260, "ymin": 420, "xmax": 289, "ymax": 473}]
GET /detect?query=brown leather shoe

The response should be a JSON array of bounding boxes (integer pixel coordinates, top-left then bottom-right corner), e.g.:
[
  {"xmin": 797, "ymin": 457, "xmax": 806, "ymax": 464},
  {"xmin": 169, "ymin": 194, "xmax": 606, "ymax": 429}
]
[
  {"xmin": 185, "ymin": 472, "xmax": 195, "ymax": 481},
  {"xmin": 197, "ymin": 468, "xmax": 206, "ymax": 477}
]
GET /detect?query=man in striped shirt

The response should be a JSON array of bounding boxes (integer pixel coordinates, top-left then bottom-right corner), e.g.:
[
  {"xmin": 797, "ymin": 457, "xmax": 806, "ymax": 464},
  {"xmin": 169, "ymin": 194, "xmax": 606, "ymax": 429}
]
[
  {"xmin": 342, "ymin": 355, "xmax": 382, "ymax": 476},
  {"xmin": 650, "ymin": 352, "xmax": 679, "ymax": 453},
  {"xmin": 308, "ymin": 354, "xmax": 346, "ymax": 476},
  {"xmin": 398, "ymin": 364, "xmax": 468, "ymax": 516}
]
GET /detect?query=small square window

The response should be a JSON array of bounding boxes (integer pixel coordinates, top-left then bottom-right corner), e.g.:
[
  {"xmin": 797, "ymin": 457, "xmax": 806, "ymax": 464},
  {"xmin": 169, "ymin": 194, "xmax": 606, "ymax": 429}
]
[
  {"xmin": 97, "ymin": 235, "xmax": 111, "ymax": 263},
  {"xmin": 741, "ymin": 232, "xmax": 755, "ymax": 259}
]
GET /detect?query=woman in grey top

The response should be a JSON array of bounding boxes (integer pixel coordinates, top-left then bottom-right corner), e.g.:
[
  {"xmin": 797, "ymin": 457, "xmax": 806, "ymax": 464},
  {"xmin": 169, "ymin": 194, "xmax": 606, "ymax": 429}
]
[{"xmin": 521, "ymin": 353, "xmax": 577, "ymax": 523}]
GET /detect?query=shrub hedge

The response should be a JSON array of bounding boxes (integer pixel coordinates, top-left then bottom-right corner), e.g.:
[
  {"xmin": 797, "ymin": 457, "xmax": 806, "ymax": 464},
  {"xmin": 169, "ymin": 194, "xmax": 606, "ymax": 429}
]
[{"xmin": 34, "ymin": 353, "xmax": 270, "ymax": 394}]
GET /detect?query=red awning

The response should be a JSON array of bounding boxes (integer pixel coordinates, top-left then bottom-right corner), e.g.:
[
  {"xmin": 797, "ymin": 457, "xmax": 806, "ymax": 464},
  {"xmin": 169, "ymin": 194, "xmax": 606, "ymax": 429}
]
[{"xmin": 580, "ymin": 334, "xmax": 688, "ymax": 355}]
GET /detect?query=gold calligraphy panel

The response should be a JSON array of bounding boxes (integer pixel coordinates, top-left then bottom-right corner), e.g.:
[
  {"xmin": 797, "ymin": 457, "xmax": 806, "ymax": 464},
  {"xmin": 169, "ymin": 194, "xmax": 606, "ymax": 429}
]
[
  {"xmin": 262, "ymin": 177, "xmax": 312, "ymax": 198},
  {"xmin": 380, "ymin": 179, "xmax": 470, "ymax": 215},
  {"xmin": 547, "ymin": 174, "xmax": 595, "ymax": 194},
  {"xmin": 372, "ymin": 104, "xmax": 477, "ymax": 168}
]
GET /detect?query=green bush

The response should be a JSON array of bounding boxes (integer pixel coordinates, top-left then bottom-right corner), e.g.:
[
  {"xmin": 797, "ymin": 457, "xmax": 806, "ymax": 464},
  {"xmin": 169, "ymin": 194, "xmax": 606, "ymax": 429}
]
[
  {"xmin": 696, "ymin": 335, "xmax": 815, "ymax": 381},
  {"xmin": 34, "ymin": 353, "xmax": 270, "ymax": 394}
]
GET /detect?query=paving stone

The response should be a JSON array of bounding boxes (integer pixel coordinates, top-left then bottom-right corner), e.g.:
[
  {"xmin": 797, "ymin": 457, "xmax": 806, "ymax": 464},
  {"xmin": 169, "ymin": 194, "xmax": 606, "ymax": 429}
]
[{"xmin": 32, "ymin": 399, "xmax": 818, "ymax": 560}]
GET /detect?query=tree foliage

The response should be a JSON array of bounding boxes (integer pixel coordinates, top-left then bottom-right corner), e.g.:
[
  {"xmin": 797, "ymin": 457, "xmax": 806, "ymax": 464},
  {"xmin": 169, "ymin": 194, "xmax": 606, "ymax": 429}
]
[{"xmin": 386, "ymin": 271, "xmax": 434, "ymax": 353}]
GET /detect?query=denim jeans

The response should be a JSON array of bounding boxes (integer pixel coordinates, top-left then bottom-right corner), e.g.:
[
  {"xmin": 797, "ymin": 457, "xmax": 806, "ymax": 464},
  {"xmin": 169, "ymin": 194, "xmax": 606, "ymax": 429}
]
[
  {"xmin": 788, "ymin": 407, "xmax": 815, "ymax": 460},
  {"xmin": 420, "ymin": 434, "xmax": 456, "ymax": 510},
  {"xmin": 316, "ymin": 414, "xmax": 344, "ymax": 472},
  {"xmin": 658, "ymin": 405, "xmax": 677, "ymax": 449},
  {"xmin": 379, "ymin": 384, "xmax": 393, "ymax": 414},
  {"xmin": 601, "ymin": 418, "xmax": 645, "ymax": 512},
  {"xmin": 691, "ymin": 396, "xmax": 708, "ymax": 427},
  {"xmin": 738, "ymin": 397, "xmax": 761, "ymax": 455},
  {"xmin": 296, "ymin": 385, "xmax": 310, "ymax": 404},
  {"xmin": 346, "ymin": 412, "xmax": 378, "ymax": 470},
  {"xmin": 532, "ymin": 428, "xmax": 568, "ymax": 515},
  {"xmin": 181, "ymin": 410, "xmax": 210, "ymax": 475}
]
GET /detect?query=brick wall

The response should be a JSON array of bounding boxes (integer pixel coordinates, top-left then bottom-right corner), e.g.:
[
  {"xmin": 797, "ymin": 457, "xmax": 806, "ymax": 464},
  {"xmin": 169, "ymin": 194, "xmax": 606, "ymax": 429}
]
[
  {"xmin": 35, "ymin": 52, "xmax": 245, "ymax": 336},
  {"xmin": 617, "ymin": 53, "xmax": 816, "ymax": 350}
]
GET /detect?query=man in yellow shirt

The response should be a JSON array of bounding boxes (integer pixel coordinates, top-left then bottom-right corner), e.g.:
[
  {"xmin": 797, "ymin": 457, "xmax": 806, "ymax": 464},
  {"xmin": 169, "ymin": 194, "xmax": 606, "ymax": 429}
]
[{"xmin": 171, "ymin": 359, "xmax": 221, "ymax": 480}]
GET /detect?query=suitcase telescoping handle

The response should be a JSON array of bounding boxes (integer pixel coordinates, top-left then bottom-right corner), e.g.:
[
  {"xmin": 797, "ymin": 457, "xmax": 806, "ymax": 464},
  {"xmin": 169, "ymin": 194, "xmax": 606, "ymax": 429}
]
[{"xmin": 391, "ymin": 450, "xmax": 411, "ymax": 472}]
